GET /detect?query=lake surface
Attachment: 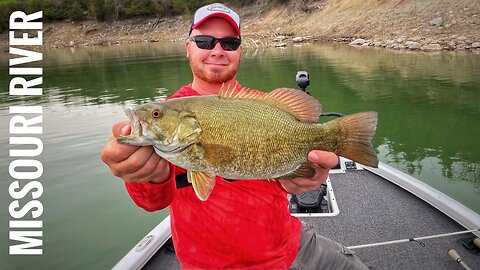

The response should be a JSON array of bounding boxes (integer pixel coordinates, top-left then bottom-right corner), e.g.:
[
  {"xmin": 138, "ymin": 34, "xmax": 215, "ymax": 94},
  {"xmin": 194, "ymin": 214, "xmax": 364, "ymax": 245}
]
[{"xmin": 0, "ymin": 42, "xmax": 479, "ymax": 269}]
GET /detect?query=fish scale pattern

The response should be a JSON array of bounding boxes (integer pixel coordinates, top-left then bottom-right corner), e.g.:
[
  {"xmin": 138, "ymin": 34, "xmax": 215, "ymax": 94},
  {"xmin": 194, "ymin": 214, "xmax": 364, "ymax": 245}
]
[{"xmin": 170, "ymin": 96, "xmax": 329, "ymax": 179}]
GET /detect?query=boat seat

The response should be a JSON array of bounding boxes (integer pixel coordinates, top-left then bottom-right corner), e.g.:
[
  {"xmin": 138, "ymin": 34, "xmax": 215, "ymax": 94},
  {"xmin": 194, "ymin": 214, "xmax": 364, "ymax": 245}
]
[{"xmin": 290, "ymin": 184, "xmax": 328, "ymax": 213}]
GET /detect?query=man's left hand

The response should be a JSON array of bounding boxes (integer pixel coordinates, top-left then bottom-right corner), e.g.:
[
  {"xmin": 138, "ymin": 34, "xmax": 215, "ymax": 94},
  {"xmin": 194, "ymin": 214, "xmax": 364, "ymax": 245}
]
[{"xmin": 279, "ymin": 150, "xmax": 338, "ymax": 194}]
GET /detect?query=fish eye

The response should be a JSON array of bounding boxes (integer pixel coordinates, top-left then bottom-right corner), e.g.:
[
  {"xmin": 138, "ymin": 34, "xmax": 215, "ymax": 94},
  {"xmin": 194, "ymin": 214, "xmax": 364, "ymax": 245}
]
[{"xmin": 151, "ymin": 109, "xmax": 162, "ymax": 118}]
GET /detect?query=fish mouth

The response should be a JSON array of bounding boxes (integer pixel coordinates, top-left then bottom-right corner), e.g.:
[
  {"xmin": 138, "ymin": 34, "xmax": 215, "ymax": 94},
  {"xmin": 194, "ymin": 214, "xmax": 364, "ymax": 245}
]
[
  {"xmin": 117, "ymin": 108, "xmax": 155, "ymax": 146},
  {"xmin": 125, "ymin": 108, "xmax": 148, "ymax": 138}
]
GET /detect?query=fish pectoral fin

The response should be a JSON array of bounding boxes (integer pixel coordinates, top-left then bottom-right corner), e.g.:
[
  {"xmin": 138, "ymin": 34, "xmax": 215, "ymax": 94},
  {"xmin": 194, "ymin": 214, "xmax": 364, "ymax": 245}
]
[
  {"xmin": 187, "ymin": 171, "xmax": 216, "ymax": 201},
  {"xmin": 279, "ymin": 162, "xmax": 317, "ymax": 180}
]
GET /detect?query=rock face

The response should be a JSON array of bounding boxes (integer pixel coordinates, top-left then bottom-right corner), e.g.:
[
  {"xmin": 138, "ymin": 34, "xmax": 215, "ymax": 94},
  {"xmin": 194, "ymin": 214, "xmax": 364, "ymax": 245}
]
[
  {"xmin": 429, "ymin": 17, "xmax": 444, "ymax": 26},
  {"xmin": 349, "ymin": 38, "xmax": 366, "ymax": 46},
  {"xmin": 292, "ymin": 36, "xmax": 304, "ymax": 43},
  {"xmin": 347, "ymin": 35, "xmax": 480, "ymax": 52},
  {"xmin": 1, "ymin": 1, "xmax": 478, "ymax": 53},
  {"xmin": 270, "ymin": 36, "xmax": 314, "ymax": 47},
  {"xmin": 421, "ymin": 43, "xmax": 442, "ymax": 51},
  {"xmin": 406, "ymin": 41, "xmax": 421, "ymax": 50}
]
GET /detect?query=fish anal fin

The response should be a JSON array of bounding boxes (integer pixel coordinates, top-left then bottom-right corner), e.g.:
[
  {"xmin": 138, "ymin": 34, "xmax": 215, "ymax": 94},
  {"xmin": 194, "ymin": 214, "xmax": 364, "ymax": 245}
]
[
  {"xmin": 187, "ymin": 171, "xmax": 216, "ymax": 201},
  {"xmin": 265, "ymin": 88, "xmax": 321, "ymax": 123},
  {"xmin": 279, "ymin": 162, "xmax": 316, "ymax": 180}
]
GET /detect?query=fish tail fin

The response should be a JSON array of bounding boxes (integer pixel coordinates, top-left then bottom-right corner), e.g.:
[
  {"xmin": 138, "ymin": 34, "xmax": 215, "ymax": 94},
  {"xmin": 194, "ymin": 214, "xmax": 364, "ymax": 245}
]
[{"xmin": 325, "ymin": 111, "xmax": 379, "ymax": 168}]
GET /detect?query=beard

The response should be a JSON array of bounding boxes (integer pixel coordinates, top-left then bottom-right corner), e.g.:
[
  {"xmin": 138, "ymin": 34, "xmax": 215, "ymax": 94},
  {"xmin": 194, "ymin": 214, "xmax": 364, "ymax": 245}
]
[{"xmin": 190, "ymin": 59, "xmax": 240, "ymax": 84}]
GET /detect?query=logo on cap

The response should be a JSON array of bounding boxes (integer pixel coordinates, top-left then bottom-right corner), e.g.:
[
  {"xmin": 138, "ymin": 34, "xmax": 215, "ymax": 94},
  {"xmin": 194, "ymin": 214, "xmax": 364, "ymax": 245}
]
[{"xmin": 207, "ymin": 4, "xmax": 231, "ymax": 13}]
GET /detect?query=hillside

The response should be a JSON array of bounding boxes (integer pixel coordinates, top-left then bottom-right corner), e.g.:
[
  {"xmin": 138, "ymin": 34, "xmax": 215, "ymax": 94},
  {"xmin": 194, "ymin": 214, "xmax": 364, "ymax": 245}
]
[{"xmin": 1, "ymin": 0, "xmax": 479, "ymax": 52}]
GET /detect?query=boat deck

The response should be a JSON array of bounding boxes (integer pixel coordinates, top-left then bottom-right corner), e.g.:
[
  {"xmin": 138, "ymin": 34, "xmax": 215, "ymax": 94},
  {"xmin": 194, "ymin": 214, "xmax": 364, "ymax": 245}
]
[{"xmin": 142, "ymin": 170, "xmax": 480, "ymax": 269}]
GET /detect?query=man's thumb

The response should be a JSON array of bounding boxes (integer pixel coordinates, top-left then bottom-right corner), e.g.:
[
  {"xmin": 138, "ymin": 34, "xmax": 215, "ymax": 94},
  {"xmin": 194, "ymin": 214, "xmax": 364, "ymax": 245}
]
[{"xmin": 112, "ymin": 120, "xmax": 131, "ymax": 138}]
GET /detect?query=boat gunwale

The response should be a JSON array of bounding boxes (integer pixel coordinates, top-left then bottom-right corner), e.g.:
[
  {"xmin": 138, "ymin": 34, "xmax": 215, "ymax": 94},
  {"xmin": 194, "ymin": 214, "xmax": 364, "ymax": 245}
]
[
  {"xmin": 113, "ymin": 161, "xmax": 480, "ymax": 269},
  {"xmin": 364, "ymin": 162, "xmax": 480, "ymax": 237}
]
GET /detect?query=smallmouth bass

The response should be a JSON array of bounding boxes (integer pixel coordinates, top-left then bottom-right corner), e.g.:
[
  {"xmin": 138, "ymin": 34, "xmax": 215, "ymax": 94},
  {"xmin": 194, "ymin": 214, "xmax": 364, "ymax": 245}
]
[{"xmin": 118, "ymin": 87, "xmax": 378, "ymax": 201}]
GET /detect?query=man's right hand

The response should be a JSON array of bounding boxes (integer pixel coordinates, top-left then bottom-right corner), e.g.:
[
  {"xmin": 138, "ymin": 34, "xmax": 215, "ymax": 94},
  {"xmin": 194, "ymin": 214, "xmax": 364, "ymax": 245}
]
[{"xmin": 100, "ymin": 120, "xmax": 170, "ymax": 184}]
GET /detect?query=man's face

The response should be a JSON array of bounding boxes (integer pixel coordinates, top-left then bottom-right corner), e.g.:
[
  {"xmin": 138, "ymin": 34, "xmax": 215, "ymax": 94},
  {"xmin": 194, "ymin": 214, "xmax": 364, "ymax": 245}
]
[{"xmin": 186, "ymin": 17, "xmax": 242, "ymax": 84}]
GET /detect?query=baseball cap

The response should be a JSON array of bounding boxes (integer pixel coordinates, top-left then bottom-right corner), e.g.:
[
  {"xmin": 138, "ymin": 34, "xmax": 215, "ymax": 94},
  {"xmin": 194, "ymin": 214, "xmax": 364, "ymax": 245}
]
[{"xmin": 189, "ymin": 3, "xmax": 240, "ymax": 36}]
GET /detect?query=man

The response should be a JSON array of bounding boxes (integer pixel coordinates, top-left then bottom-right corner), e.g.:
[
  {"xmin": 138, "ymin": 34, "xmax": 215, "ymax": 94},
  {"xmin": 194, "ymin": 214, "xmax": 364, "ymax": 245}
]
[{"xmin": 101, "ymin": 3, "xmax": 367, "ymax": 269}]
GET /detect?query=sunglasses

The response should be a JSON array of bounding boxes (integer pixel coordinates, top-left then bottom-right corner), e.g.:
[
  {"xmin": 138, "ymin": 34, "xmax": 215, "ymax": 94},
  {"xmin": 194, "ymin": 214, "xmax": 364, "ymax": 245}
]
[{"xmin": 189, "ymin": 35, "xmax": 241, "ymax": 51}]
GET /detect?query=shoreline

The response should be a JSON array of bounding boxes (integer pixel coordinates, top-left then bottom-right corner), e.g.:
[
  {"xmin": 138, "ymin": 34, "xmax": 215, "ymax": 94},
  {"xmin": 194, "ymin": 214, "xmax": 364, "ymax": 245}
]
[{"xmin": 2, "ymin": 1, "xmax": 479, "ymax": 53}]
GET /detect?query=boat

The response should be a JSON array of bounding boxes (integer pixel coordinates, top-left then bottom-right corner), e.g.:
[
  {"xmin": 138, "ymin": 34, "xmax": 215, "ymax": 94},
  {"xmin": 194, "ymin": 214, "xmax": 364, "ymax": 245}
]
[
  {"xmin": 113, "ymin": 72, "xmax": 480, "ymax": 269},
  {"xmin": 113, "ymin": 157, "xmax": 480, "ymax": 270}
]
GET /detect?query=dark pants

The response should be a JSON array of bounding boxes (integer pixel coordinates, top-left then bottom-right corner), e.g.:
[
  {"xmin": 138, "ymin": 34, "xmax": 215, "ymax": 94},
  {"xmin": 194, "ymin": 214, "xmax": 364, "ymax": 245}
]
[{"xmin": 289, "ymin": 223, "xmax": 369, "ymax": 270}]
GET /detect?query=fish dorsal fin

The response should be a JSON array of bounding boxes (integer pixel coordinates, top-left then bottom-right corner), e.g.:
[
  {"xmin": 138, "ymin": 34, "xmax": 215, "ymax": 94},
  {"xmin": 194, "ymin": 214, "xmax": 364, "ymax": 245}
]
[
  {"xmin": 232, "ymin": 87, "xmax": 265, "ymax": 99},
  {"xmin": 263, "ymin": 88, "xmax": 321, "ymax": 123},
  {"xmin": 219, "ymin": 86, "xmax": 321, "ymax": 122},
  {"xmin": 187, "ymin": 171, "xmax": 216, "ymax": 201},
  {"xmin": 218, "ymin": 84, "xmax": 265, "ymax": 99},
  {"xmin": 218, "ymin": 83, "xmax": 237, "ymax": 98}
]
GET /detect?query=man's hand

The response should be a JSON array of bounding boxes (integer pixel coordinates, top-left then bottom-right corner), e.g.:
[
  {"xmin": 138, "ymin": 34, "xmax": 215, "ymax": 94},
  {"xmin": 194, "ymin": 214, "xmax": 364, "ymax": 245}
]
[
  {"xmin": 279, "ymin": 150, "xmax": 338, "ymax": 194},
  {"xmin": 100, "ymin": 120, "xmax": 170, "ymax": 184}
]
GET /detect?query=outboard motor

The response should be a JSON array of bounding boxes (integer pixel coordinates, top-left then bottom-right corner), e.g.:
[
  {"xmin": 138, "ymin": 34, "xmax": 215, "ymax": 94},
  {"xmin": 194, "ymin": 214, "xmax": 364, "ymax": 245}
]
[{"xmin": 296, "ymin": 71, "xmax": 310, "ymax": 94}]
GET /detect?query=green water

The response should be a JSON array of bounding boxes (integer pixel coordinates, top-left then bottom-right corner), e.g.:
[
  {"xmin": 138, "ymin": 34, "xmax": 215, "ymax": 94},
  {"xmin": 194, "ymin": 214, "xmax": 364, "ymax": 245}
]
[{"xmin": 0, "ymin": 43, "xmax": 479, "ymax": 269}]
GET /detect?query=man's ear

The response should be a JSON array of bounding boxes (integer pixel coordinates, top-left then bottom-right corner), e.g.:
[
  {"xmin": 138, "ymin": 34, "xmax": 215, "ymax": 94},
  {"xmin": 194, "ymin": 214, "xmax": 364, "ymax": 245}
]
[{"xmin": 185, "ymin": 40, "xmax": 190, "ymax": 58}]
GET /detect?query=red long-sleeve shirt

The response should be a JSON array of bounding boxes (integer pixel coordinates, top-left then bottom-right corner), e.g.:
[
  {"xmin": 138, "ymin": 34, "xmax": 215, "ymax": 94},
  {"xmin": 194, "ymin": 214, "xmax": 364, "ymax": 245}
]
[{"xmin": 125, "ymin": 84, "xmax": 302, "ymax": 269}]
